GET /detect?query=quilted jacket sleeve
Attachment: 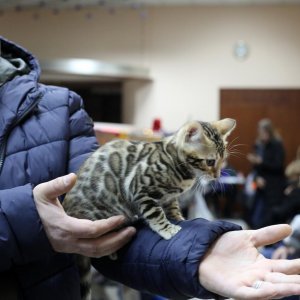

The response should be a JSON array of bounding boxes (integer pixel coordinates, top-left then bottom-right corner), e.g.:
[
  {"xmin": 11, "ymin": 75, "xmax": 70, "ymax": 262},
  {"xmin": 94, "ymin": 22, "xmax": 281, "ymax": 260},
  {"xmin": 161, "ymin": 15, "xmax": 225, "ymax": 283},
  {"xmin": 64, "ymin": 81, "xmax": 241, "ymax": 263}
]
[
  {"xmin": 67, "ymin": 91, "xmax": 99, "ymax": 173},
  {"xmin": 0, "ymin": 184, "xmax": 53, "ymax": 271},
  {"xmin": 92, "ymin": 218, "xmax": 241, "ymax": 299}
]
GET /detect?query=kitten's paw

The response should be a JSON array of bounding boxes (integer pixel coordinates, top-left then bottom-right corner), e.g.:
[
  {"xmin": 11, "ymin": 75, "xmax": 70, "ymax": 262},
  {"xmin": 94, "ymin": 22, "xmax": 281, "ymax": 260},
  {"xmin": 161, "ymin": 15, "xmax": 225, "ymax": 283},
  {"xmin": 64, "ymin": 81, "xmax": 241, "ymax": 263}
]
[
  {"xmin": 159, "ymin": 224, "xmax": 181, "ymax": 240},
  {"xmin": 173, "ymin": 215, "xmax": 185, "ymax": 221}
]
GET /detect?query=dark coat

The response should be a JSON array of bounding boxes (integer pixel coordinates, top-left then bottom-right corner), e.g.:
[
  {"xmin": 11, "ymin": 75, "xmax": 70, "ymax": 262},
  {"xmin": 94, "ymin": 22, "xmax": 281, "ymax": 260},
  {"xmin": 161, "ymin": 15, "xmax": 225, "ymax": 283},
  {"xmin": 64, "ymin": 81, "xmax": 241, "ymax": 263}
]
[
  {"xmin": 254, "ymin": 139, "xmax": 286, "ymax": 206},
  {"xmin": 0, "ymin": 36, "xmax": 241, "ymax": 300},
  {"xmin": 270, "ymin": 187, "xmax": 300, "ymax": 224}
]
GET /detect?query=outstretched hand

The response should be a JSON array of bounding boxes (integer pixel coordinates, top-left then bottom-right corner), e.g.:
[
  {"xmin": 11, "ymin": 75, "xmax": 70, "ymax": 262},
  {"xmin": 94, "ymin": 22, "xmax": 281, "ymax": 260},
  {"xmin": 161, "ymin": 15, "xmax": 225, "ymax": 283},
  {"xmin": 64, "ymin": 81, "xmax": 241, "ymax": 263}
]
[
  {"xmin": 199, "ymin": 224, "xmax": 300, "ymax": 299},
  {"xmin": 33, "ymin": 173, "xmax": 136, "ymax": 257}
]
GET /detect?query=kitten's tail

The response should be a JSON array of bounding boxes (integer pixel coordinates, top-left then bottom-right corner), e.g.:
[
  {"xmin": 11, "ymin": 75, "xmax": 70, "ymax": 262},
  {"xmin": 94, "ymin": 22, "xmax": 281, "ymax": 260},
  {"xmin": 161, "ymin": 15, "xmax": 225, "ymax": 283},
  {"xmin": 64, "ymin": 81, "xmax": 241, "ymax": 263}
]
[{"xmin": 76, "ymin": 255, "xmax": 92, "ymax": 300}]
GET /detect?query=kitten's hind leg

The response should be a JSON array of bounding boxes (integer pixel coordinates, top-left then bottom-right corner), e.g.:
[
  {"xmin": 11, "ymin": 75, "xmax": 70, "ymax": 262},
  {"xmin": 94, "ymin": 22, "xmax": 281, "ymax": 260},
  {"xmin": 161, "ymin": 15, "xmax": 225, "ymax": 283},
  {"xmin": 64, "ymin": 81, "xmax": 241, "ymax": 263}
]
[
  {"xmin": 163, "ymin": 198, "xmax": 185, "ymax": 221},
  {"xmin": 76, "ymin": 255, "xmax": 92, "ymax": 300},
  {"xmin": 138, "ymin": 198, "xmax": 181, "ymax": 240}
]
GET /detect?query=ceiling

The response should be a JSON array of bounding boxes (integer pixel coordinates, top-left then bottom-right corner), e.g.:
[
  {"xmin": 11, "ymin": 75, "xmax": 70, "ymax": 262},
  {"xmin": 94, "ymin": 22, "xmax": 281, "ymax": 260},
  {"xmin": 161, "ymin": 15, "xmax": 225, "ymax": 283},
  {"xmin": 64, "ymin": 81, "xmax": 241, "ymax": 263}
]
[{"xmin": 0, "ymin": 0, "xmax": 300, "ymax": 10}]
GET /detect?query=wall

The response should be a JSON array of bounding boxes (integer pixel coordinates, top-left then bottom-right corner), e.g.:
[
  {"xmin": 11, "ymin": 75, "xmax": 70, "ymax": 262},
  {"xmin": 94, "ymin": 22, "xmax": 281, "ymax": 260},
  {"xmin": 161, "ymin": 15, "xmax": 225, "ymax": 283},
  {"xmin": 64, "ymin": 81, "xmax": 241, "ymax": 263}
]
[{"xmin": 1, "ymin": 5, "xmax": 300, "ymax": 131}]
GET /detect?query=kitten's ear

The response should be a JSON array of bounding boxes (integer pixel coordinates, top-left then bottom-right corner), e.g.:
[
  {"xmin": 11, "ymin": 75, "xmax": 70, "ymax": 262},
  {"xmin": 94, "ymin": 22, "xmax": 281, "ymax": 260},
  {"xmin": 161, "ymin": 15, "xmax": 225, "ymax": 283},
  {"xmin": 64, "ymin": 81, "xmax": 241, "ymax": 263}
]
[
  {"xmin": 185, "ymin": 123, "xmax": 203, "ymax": 143},
  {"xmin": 215, "ymin": 118, "xmax": 236, "ymax": 137}
]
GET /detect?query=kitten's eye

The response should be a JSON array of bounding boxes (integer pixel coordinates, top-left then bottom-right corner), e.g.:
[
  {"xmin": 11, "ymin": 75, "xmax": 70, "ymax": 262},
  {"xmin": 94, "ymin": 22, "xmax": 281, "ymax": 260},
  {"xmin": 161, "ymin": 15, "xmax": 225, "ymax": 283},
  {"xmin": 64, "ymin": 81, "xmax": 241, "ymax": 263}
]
[{"xmin": 206, "ymin": 159, "xmax": 215, "ymax": 167}]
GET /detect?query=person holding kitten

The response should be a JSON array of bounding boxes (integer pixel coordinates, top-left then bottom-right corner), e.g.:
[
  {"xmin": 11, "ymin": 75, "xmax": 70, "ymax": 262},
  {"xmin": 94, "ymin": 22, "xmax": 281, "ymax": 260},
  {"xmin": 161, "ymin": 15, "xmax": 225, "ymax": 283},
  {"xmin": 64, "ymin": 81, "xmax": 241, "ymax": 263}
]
[{"xmin": 1, "ymin": 36, "xmax": 300, "ymax": 300}]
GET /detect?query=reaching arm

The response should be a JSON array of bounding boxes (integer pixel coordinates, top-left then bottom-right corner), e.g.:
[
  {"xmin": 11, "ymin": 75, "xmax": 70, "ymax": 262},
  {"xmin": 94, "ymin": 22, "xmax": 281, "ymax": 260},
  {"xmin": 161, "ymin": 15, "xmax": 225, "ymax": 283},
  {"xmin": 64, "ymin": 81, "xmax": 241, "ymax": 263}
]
[
  {"xmin": 92, "ymin": 218, "xmax": 241, "ymax": 299},
  {"xmin": 93, "ymin": 222, "xmax": 300, "ymax": 300}
]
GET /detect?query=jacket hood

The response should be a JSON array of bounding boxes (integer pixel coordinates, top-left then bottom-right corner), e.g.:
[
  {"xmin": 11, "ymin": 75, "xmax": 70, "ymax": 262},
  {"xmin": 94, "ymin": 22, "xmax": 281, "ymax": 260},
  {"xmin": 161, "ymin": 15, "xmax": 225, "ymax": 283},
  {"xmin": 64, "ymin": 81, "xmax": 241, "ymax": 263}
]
[
  {"xmin": 0, "ymin": 36, "xmax": 40, "ymax": 80},
  {"xmin": 0, "ymin": 37, "xmax": 43, "ymax": 139}
]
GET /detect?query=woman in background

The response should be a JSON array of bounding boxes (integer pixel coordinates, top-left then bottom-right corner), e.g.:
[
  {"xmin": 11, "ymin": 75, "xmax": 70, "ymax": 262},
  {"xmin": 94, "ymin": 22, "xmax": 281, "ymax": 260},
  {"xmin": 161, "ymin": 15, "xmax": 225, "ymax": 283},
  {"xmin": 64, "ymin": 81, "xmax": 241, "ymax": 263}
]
[{"xmin": 247, "ymin": 119, "xmax": 286, "ymax": 228}]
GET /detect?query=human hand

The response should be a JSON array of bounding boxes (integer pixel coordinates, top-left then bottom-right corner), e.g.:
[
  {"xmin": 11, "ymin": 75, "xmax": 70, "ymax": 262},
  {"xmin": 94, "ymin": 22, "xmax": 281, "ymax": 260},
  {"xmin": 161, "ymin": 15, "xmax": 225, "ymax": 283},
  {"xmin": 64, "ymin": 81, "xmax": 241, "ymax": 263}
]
[
  {"xmin": 272, "ymin": 245, "xmax": 296, "ymax": 260},
  {"xmin": 256, "ymin": 176, "xmax": 266, "ymax": 189},
  {"xmin": 33, "ymin": 173, "xmax": 136, "ymax": 257},
  {"xmin": 247, "ymin": 153, "xmax": 262, "ymax": 165},
  {"xmin": 199, "ymin": 224, "xmax": 300, "ymax": 299},
  {"xmin": 284, "ymin": 185, "xmax": 294, "ymax": 196}
]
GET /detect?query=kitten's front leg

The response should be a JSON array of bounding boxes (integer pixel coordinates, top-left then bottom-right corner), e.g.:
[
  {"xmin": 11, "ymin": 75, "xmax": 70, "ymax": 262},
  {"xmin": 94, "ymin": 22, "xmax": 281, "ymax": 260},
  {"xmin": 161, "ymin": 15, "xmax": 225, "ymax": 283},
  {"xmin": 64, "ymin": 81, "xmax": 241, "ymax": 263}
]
[
  {"xmin": 163, "ymin": 198, "xmax": 185, "ymax": 221},
  {"xmin": 138, "ymin": 198, "xmax": 181, "ymax": 240}
]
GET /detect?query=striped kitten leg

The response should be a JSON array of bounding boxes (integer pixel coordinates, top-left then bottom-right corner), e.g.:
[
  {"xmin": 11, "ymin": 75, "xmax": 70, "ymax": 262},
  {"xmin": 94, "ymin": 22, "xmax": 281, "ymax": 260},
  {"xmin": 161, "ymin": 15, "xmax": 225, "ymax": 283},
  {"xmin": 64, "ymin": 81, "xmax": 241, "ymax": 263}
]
[
  {"xmin": 76, "ymin": 255, "xmax": 92, "ymax": 300},
  {"xmin": 138, "ymin": 198, "xmax": 181, "ymax": 240},
  {"xmin": 163, "ymin": 198, "xmax": 185, "ymax": 221}
]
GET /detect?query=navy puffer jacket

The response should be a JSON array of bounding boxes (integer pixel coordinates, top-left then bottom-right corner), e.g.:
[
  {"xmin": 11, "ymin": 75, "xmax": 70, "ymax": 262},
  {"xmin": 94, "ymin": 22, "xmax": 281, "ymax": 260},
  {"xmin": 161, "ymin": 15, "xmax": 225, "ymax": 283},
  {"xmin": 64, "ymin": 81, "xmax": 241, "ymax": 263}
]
[{"xmin": 0, "ymin": 37, "xmax": 241, "ymax": 300}]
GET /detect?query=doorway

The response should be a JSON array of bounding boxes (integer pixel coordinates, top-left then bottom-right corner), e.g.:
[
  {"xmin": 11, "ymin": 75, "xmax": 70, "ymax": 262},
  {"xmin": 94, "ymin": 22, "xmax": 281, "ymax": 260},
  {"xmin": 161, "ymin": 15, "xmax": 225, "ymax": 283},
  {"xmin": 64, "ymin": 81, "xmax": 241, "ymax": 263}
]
[{"xmin": 42, "ymin": 81, "xmax": 123, "ymax": 123}]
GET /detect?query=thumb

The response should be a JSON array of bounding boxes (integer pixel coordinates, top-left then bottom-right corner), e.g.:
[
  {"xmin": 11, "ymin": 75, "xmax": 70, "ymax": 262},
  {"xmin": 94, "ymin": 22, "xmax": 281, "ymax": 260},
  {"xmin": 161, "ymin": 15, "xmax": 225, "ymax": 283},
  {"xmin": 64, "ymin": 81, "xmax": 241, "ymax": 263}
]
[
  {"xmin": 34, "ymin": 173, "xmax": 77, "ymax": 201},
  {"xmin": 251, "ymin": 224, "xmax": 292, "ymax": 248}
]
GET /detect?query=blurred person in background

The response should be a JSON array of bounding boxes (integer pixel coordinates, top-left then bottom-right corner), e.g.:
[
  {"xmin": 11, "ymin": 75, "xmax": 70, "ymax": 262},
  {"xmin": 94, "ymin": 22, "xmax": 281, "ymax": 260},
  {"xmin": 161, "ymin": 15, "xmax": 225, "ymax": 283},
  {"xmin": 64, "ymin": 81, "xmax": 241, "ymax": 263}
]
[
  {"xmin": 264, "ymin": 147, "xmax": 300, "ymax": 226},
  {"xmin": 247, "ymin": 118, "xmax": 285, "ymax": 228}
]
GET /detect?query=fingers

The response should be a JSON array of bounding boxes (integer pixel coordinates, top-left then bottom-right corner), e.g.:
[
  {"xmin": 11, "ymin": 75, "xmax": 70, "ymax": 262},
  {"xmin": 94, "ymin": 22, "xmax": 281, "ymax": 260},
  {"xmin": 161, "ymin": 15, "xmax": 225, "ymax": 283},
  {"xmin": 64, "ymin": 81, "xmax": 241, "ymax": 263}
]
[
  {"xmin": 75, "ymin": 226, "xmax": 136, "ymax": 257},
  {"xmin": 269, "ymin": 258, "xmax": 300, "ymax": 275},
  {"xmin": 237, "ymin": 283, "xmax": 277, "ymax": 299},
  {"xmin": 34, "ymin": 173, "xmax": 77, "ymax": 200},
  {"xmin": 251, "ymin": 224, "xmax": 292, "ymax": 247},
  {"xmin": 237, "ymin": 281, "xmax": 300, "ymax": 300},
  {"xmin": 236, "ymin": 272, "xmax": 300, "ymax": 299},
  {"xmin": 266, "ymin": 272, "xmax": 300, "ymax": 284},
  {"xmin": 66, "ymin": 215, "xmax": 128, "ymax": 238}
]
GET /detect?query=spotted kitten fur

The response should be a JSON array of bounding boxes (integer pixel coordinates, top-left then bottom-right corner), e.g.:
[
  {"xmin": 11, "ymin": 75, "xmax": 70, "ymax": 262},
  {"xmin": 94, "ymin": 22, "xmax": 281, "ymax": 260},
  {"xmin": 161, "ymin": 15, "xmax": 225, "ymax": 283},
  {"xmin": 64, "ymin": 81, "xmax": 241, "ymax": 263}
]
[{"xmin": 63, "ymin": 118, "xmax": 236, "ymax": 300}]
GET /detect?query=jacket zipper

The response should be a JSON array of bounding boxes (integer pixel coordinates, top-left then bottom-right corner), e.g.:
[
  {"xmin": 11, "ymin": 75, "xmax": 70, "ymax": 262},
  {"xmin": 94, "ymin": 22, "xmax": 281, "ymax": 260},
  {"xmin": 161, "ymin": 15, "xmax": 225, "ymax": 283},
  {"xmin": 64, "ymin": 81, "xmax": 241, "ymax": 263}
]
[{"xmin": 0, "ymin": 94, "xmax": 43, "ymax": 175}]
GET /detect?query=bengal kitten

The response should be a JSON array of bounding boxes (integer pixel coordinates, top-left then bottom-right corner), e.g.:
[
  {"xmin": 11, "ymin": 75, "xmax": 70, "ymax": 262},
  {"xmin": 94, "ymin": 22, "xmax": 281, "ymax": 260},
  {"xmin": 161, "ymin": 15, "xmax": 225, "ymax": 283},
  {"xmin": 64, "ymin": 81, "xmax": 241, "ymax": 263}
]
[{"xmin": 63, "ymin": 118, "xmax": 236, "ymax": 300}]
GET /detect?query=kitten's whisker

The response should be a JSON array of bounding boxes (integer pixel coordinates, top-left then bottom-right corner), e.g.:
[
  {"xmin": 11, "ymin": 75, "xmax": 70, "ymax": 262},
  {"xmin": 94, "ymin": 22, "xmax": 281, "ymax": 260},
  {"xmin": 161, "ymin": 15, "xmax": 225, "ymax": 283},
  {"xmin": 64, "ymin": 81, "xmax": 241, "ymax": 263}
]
[
  {"xmin": 219, "ymin": 181, "xmax": 225, "ymax": 197},
  {"xmin": 227, "ymin": 150, "xmax": 245, "ymax": 156},
  {"xmin": 191, "ymin": 180, "xmax": 199, "ymax": 193},
  {"xmin": 228, "ymin": 136, "xmax": 240, "ymax": 147},
  {"xmin": 194, "ymin": 176, "xmax": 205, "ymax": 194},
  {"xmin": 228, "ymin": 149, "xmax": 244, "ymax": 154},
  {"xmin": 228, "ymin": 141, "xmax": 246, "ymax": 148},
  {"xmin": 210, "ymin": 181, "xmax": 217, "ymax": 195},
  {"xmin": 228, "ymin": 151, "xmax": 245, "ymax": 159},
  {"xmin": 227, "ymin": 141, "xmax": 246, "ymax": 152},
  {"xmin": 221, "ymin": 168, "xmax": 231, "ymax": 174},
  {"xmin": 196, "ymin": 180, "xmax": 203, "ymax": 195}
]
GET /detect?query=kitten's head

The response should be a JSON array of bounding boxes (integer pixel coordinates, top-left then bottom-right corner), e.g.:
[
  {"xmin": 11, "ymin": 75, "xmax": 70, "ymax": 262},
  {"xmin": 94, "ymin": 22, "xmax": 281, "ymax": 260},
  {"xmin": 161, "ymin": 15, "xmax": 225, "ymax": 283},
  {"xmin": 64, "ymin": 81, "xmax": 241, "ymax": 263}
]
[{"xmin": 174, "ymin": 118, "xmax": 236, "ymax": 179}]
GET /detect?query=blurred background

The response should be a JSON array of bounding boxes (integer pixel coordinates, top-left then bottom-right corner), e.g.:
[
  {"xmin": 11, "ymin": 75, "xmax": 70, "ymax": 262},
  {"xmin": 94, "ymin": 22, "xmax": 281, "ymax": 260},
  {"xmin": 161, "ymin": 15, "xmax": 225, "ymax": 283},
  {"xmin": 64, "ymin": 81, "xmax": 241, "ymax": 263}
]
[
  {"xmin": 1, "ymin": 1, "xmax": 300, "ymax": 299},
  {"xmin": 1, "ymin": 0, "xmax": 300, "ymax": 173}
]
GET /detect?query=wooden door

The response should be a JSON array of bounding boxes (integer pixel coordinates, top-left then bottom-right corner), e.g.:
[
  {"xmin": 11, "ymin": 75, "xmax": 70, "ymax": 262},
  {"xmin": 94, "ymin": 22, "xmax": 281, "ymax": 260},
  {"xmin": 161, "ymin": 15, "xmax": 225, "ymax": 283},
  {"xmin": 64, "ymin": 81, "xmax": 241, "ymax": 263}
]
[{"xmin": 220, "ymin": 89, "xmax": 300, "ymax": 175}]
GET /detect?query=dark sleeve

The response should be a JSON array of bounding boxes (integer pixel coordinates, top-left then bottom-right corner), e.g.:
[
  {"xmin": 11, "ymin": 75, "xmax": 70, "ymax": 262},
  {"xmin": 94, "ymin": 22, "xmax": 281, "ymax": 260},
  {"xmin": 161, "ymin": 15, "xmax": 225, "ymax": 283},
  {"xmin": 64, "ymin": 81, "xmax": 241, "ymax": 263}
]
[
  {"xmin": 67, "ymin": 91, "xmax": 99, "ymax": 173},
  {"xmin": 0, "ymin": 184, "xmax": 53, "ymax": 271},
  {"xmin": 92, "ymin": 218, "xmax": 241, "ymax": 299}
]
